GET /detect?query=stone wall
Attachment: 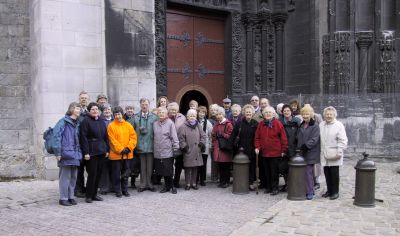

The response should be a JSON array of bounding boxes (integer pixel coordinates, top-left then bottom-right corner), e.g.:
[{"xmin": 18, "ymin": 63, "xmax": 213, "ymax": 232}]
[
  {"xmin": 30, "ymin": 0, "xmax": 106, "ymax": 179},
  {"xmin": 105, "ymin": 0, "xmax": 156, "ymax": 109},
  {"xmin": 0, "ymin": 0, "xmax": 35, "ymax": 178}
]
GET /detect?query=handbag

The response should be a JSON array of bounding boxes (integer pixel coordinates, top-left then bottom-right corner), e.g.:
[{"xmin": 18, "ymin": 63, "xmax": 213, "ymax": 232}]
[{"xmin": 217, "ymin": 123, "xmax": 233, "ymax": 151}]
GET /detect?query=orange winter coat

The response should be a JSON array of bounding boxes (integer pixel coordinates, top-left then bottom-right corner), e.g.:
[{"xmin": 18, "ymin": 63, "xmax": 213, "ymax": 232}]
[{"xmin": 107, "ymin": 119, "xmax": 137, "ymax": 160}]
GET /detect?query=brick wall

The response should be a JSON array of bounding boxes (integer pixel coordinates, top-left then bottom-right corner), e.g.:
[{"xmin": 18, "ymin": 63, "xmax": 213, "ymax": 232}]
[{"xmin": 0, "ymin": 0, "xmax": 35, "ymax": 178}]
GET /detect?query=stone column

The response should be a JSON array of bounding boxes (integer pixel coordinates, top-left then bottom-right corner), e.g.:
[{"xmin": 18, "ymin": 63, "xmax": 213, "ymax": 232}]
[
  {"xmin": 356, "ymin": 31, "xmax": 373, "ymax": 94},
  {"xmin": 272, "ymin": 13, "xmax": 288, "ymax": 92},
  {"xmin": 242, "ymin": 13, "xmax": 256, "ymax": 93},
  {"xmin": 30, "ymin": 0, "xmax": 105, "ymax": 179}
]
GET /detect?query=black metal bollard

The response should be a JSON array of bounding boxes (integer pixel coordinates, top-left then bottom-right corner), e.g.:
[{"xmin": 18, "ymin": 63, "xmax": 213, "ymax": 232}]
[
  {"xmin": 287, "ymin": 152, "xmax": 307, "ymax": 200},
  {"xmin": 354, "ymin": 152, "xmax": 376, "ymax": 207},
  {"xmin": 232, "ymin": 148, "xmax": 250, "ymax": 195}
]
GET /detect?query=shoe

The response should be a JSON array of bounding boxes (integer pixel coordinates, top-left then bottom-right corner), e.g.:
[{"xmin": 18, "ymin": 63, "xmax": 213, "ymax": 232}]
[
  {"xmin": 306, "ymin": 193, "xmax": 314, "ymax": 200},
  {"xmin": 329, "ymin": 193, "xmax": 339, "ymax": 200},
  {"xmin": 74, "ymin": 191, "xmax": 85, "ymax": 198},
  {"xmin": 270, "ymin": 190, "xmax": 279, "ymax": 196},
  {"xmin": 174, "ymin": 183, "xmax": 181, "ymax": 188},
  {"xmin": 92, "ymin": 195, "xmax": 103, "ymax": 201},
  {"xmin": 85, "ymin": 198, "xmax": 93, "ymax": 203},
  {"xmin": 217, "ymin": 183, "xmax": 223, "ymax": 188},
  {"xmin": 200, "ymin": 181, "xmax": 206, "ymax": 186},
  {"xmin": 264, "ymin": 189, "xmax": 272, "ymax": 194},
  {"xmin": 160, "ymin": 187, "xmax": 169, "ymax": 193},
  {"xmin": 171, "ymin": 187, "xmax": 177, "ymax": 194},
  {"xmin": 59, "ymin": 200, "xmax": 72, "ymax": 206},
  {"xmin": 148, "ymin": 187, "xmax": 156, "ymax": 192},
  {"xmin": 137, "ymin": 188, "xmax": 145, "ymax": 192},
  {"xmin": 221, "ymin": 183, "xmax": 229, "ymax": 188},
  {"xmin": 68, "ymin": 199, "xmax": 77, "ymax": 205},
  {"xmin": 185, "ymin": 185, "xmax": 191, "ymax": 190},
  {"xmin": 122, "ymin": 191, "xmax": 130, "ymax": 197},
  {"xmin": 116, "ymin": 192, "xmax": 122, "ymax": 198},
  {"xmin": 192, "ymin": 185, "xmax": 199, "ymax": 190},
  {"xmin": 99, "ymin": 190, "xmax": 108, "ymax": 195},
  {"xmin": 131, "ymin": 182, "xmax": 136, "ymax": 189},
  {"xmin": 279, "ymin": 185, "xmax": 287, "ymax": 192},
  {"xmin": 249, "ymin": 185, "xmax": 255, "ymax": 191},
  {"xmin": 314, "ymin": 183, "xmax": 320, "ymax": 190},
  {"xmin": 322, "ymin": 192, "xmax": 330, "ymax": 198}
]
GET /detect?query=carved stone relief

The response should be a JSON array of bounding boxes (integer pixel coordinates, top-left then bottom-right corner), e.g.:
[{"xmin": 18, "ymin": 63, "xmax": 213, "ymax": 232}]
[
  {"xmin": 333, "ymin": 31, "xmax": 351, "ymax": 94},
  {"xmin": 375, "ymin": 31, "xmax": 396, "ymax": 94}
]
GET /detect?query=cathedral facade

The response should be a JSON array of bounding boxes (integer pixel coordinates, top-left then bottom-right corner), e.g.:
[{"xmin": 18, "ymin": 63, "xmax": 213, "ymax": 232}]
[{"xmin": 0, "ymin": 0, "xmax": 399, "ymax": 178}]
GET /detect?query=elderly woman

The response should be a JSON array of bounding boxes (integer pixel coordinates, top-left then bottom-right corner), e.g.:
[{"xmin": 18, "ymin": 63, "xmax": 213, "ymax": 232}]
[
  {"xmin": 297, "ymin": 105, "xmax": 321, "ymax": 200},
  {"xmin": 107, "ymin": 106, "xmax": 137, "ymax": 198},
  {"xmin": 80, "ymin": 102, "xmax": 109, "ymax": 203},
  {"xmin": 53, "ymin": 102, "xmax": 82, "ymax": 206},
  {"xmin": 157, "ymin": 96, "xmax": 169, "ymax": 108},
  {"xmin": 153, "ymin": 107, "xmax": 180, "ymax": 194},
  {"xmin": 255, "ymin": 107, "xmax": 288, "ymax": 195},
  {"xmin": 178, "ymin": 109, "xmax": 206, "ymax": 190},
  {"xmin": 278, "ymin": 104, "xmax": 301, "ymax": 192},
  {"xmin": 168, "ymin": 102, "xmax": 187, "ymax": 188},
  {"xmin": 320, "ymin": 106, "xmax": 348, "ymax": 200},
  {"xmin": 232, "ymin": 104, "xmax": 259, "ymax": 190},
  {"xmin": 230, "ymin": 104, "xmax": 242, "ymax": 126},
  {"xmin": 208, "ymin": 103, "xmax": 219, "ymax": 182},
  {"xmin": 99, "ymin": 103, "xmax": 114, "ymax": 195},
  {"xmin": 196, "ymin": 106, "xmax": 213, "ymax": 186},
  {"xmin": 212, "ymin": 106, "xmax": 234, "ymax": 188}
]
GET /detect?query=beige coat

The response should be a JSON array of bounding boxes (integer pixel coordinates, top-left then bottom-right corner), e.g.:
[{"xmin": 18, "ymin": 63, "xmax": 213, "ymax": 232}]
[{"xmin": 319, "ymin": 119, "xmax": 348, "ymax": 166}]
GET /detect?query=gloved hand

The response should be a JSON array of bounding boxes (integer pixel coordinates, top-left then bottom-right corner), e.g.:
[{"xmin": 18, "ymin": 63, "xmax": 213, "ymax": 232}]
[
  {"xmin": 121, "ymin": 147, "xmax": 130, "ymax": 155},
  {"xmin": 300, "ymin": 144, "xmax": 308, "ymax": 151},
  {"xmin": 198, "ymin": 142, "xmax": 206, "ymax": 153},
  {"xmin": 181, "ymin": 145, "xmax": 189, "ymax": 153}
]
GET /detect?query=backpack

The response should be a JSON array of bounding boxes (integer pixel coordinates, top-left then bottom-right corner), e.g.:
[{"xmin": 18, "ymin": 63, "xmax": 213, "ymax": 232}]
[{"xmin": 43, "ymin": 127, "xmax": 55, "ymax": 154}]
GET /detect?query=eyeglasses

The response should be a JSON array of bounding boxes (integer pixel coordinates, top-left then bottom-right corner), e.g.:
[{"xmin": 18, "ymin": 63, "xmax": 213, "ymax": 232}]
[{"xmin": 251, "ymin": 99, "xmax": 259, "ymax": 102}]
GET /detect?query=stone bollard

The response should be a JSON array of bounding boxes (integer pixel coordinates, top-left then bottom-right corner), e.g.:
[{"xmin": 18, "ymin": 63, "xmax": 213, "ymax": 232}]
[
  {"xmin": 232, "ymin": 148, "xmax": 250, "ymax": 195},
  {"xmin": 354, "ymin": 152, "xmax": 376, "ymax": 207},
  {"xmin": 287, "ymin": 151, "xmax": 307, "ymax": 201}
]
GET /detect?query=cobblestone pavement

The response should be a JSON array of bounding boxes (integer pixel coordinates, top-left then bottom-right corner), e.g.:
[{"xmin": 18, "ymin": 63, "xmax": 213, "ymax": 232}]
[
  {"xmin": 231, "ymin": 158, "xmax": 400, "ymax": 236},
  {"xmin": 0, "ymin": 178, "xmax": 284, "ymax": 235}
]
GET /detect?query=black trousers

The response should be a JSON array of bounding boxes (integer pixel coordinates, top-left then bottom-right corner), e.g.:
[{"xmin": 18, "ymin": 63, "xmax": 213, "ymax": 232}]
[
  {"xmin": 197, "ymin": 154, "xmax": 208, "ymax": 183},
  {"xmin": 173, "ymin": 155, "xmax": 184, "ymax": 185},
  {"xmin": 111, "ymin": 159, "xmax": 131, "ymax": 193},
  {"xmin": 75, "ymin": 158, "xmax": 87, "ymax": 193},
  {"xmin": 85, "ymin": 155, "xmax": 105, "ymax": 199},
  {"xmin": 323, "ymin": 166, "xmax": 339, "ymax": 195},
  {"xmin": 218, "ymin": 162, "xmax": 231, "ymax": 185},
  {"xmin": 164, "ymin": 176, "xmax": 173, "ymax": 190},
  {"xmin": 262, "ymin": 157, "xmax": 280, "ymax": 191}
]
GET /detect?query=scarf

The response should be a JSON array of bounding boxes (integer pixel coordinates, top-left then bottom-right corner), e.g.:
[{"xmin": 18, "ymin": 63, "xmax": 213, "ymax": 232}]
[{"xmin": 264, "ymin": 119, "xmax": 273, "ymax": 128}]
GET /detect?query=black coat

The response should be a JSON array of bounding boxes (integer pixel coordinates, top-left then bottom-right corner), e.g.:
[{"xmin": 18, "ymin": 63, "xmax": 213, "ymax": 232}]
[
  {"xmin": 279, "ymin": 116, "xmax": 301, "ymax": 157},
  {"xmin": 297, "ymin": 118, "xmax": 320, "ymax": 164},
  {"xmin": 80, "ymin": 115, "xmax": 109, "ymax": 156},
  {"xmin": 232, "ymin": 118, "xmax": 258, "ymax": 159}
]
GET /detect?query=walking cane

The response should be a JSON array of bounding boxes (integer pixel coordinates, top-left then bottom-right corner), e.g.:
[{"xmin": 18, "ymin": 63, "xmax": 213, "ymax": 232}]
[{"xmin": 255, "ymin": 151, "xmax": 260, "ymax": 195}]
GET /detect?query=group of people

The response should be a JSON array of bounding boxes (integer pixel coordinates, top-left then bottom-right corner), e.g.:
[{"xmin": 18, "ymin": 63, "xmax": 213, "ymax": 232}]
[{"xmin": 52, "ymin": 92, "xmax": 348, "ymax": 206}]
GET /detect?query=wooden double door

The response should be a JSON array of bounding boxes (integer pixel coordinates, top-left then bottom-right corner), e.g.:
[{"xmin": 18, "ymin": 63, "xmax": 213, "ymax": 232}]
[{"xmin": 166, "ymin": 9, "xmax": 225, "ymax": 106}]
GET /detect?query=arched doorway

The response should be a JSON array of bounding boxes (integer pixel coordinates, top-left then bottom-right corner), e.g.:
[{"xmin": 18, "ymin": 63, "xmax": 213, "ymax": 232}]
[{"xmin": 179, "ymin": 90, "xmax": 208, "ymax": 115}]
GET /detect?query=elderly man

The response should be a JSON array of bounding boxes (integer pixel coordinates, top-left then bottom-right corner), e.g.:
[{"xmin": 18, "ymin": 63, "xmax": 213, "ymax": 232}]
[
  {"xmin": 97, "ymin": 94, "xmax": 108, "ymax": 112},
  {"xmin": 128, "ymin": 98, "xmax": 158, "ymax": 192},
  {"xmin": 222, "ymin": 97, "xmax": 233, "ymax": 121},
  {"xmin": 123, "ymin": 105, "xmax": 135, "ymax": 120},
  {"xmin": 74, "ymin": 91, "xmax": 90, "ymax": 198}
]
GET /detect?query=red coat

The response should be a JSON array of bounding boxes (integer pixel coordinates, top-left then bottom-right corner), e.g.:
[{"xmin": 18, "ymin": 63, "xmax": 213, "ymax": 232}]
[
  {"xmin": 254, "ymin": 119, "xmax": 288, "ymax": 158},
  {"xmin": 212, "ymin": 119, "xmax": 233, "ymax": 162}
]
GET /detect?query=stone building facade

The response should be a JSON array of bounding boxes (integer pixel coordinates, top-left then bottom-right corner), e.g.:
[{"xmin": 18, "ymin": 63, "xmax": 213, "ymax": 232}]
[{"xmin": 0, "ymin": 0, "xmax": 399, "ymax": 178}]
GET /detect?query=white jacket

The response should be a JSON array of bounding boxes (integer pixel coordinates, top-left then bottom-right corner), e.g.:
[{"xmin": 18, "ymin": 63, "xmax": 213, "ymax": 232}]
[{"xmin": 319, "ymin": 119, "xmax": 348, "ymax": 166}]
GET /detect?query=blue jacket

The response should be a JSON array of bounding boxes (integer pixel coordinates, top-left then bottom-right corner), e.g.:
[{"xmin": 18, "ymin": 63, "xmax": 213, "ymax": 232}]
[{"xmin": 53, "ymin": 116, "xmax": 82, "ymax": 167}]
